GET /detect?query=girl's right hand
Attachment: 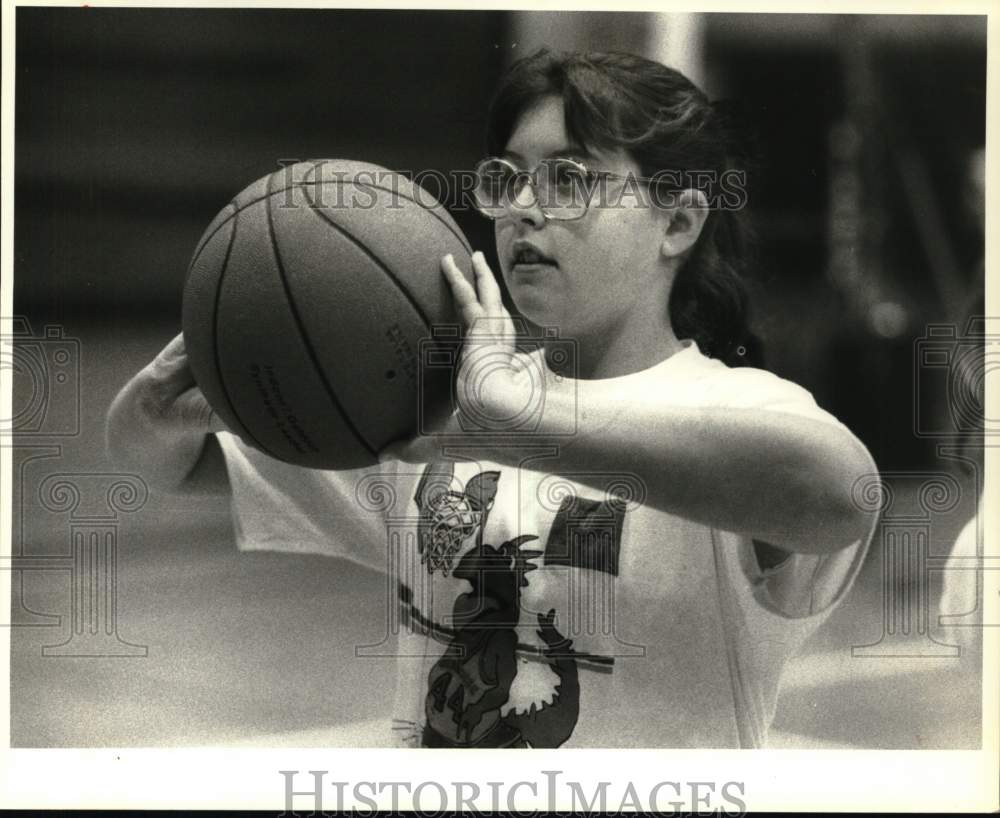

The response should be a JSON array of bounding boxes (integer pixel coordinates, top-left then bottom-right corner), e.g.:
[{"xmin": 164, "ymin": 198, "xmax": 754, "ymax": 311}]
[
  {"xmin": 114, "ymin": 333, "xmax": 227, "ymax": 438},
  {"xmin": 106, "ymin": 332, "xmax": 230, "ymax": 493}
]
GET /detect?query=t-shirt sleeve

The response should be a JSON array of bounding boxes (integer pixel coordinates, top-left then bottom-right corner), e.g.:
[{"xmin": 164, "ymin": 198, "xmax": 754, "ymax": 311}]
[
  {"xmin": 703, "ymin": 365, "xmax": 878, "ymax": 620},
  {"xmin": 939, "ymin": 512, "xmax": 982, "ymax": 651},
  {"xmin": 217, "ymin": 431, "xmax": 414, "ymax": 575},
  {"xmin": 701, "ymin": 364, "xmax": 847, "ymax": 427}
]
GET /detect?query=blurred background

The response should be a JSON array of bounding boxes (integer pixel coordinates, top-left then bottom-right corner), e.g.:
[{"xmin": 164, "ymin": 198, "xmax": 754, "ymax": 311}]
[{"xmin": 10, "ymin": 8, "xmax": 987, "ymax": 748}]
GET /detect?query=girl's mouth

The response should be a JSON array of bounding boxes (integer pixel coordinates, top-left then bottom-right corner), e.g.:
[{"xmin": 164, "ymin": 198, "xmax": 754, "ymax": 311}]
[{"xmin": 511, "ymin": 246, "xmax": 558, "ymax": 270}]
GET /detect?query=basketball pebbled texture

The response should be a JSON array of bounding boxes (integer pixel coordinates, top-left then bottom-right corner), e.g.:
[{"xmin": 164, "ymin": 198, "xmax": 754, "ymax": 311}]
[{"xmin": 182, "ymin": 159, "xmax": 474, "ymax": 469}]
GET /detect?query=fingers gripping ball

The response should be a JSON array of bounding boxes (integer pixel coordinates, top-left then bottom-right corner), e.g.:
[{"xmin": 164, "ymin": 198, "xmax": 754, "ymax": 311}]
[{"xmin": 182, "ymin": 159, "xmax": 475, "ymax": 469}]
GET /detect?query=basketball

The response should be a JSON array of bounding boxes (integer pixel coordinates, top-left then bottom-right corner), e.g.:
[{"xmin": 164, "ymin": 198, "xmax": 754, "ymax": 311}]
[{"xmin": 181, "ymin": 159, "xmax": 474, "ymax": 469}]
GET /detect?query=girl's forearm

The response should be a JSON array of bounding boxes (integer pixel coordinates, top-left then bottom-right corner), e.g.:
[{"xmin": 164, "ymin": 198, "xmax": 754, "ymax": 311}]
[
  {"xmin": 484, "ymin": 386, "xmax": 879, "ymax": 554},
  {"xmin": 106, "ymin": 376, "xmax": 227, "ymax": 495}
]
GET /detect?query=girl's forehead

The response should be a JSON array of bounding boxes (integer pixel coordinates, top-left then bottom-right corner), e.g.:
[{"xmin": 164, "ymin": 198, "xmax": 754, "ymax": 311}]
[
  {"xmin": 503, "ymin": 95, "xmax": 628, "ymax": 171},
  {"xmin": 504, "ymin": 96, "xmax": 568, "ymax": 157}
]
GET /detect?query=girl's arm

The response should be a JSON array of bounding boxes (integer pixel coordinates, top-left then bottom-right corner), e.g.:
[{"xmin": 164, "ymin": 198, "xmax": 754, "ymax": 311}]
[
  {"xmin": 106, "ymin": 333, "xmax": 231, "ymax": 495},
  {"xmin": 492, "ymin": 386, "xmax": 878, "ymax": 555},
  {"xmin": 392, "ymin": 253, "xmax": 880, "ymax": 556}
]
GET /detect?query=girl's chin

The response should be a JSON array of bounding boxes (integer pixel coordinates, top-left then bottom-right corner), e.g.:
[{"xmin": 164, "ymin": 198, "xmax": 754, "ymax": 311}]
[
  {"xmin": 510, "ymin": 291, "xmax": 558, "ymax": 323},
  {"xmin": 511, "ymin": 307, "xmax": 572, "ymax": 340}
]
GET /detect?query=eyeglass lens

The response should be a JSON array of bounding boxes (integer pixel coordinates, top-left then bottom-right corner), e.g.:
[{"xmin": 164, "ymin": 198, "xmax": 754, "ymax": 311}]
[{"xmin": 474, "ymin": 159, "xmax": 595, "ymax": 220}]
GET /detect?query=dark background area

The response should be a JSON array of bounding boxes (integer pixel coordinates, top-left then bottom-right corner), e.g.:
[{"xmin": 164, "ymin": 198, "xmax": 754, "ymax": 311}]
[
  {"xmin": 14, "ymin": 8, "xmax": 506, "ymax": 316},
  {"xmin": 9, "ymin": 9, "xmax": 986, "ymax": 749}
]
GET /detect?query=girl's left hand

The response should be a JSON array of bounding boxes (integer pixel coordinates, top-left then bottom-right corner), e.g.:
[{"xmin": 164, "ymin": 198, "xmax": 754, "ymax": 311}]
[
  {"xmin": 442, "ymin": 250, "xmax": 538, "ymax": 429},
  {"xmin": 381, "ymin": 250, "xmax": 534, "ymax": 463}
]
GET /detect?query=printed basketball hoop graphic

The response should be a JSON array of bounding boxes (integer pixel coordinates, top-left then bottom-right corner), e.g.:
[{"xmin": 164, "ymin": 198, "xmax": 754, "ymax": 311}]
[
  {"xmin": 415, "ymin": 466, "xmax": 500, "ymax": 576},
  {"xmin": 422, "ymin": 491, "xmax": 484, "ymax": 575}
]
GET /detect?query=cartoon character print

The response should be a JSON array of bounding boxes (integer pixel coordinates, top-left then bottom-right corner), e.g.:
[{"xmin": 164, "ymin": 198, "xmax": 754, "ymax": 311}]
[
  {"xmin": 502, "ymin": 609, "xmax": 580, "ymax": 747},
  {"xmin": 415, "ymin": 463, "xmax": 498, "ymax": 576},
  {"xmin": 414, "ymin": 462, "xmax": 581, "ymax": 748}
]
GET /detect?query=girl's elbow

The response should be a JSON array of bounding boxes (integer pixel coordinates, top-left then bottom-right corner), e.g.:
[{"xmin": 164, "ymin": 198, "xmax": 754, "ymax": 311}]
[
  {"xmin": 828, "ymin": 448, "xmax": 882, "ymax": 551},
  {"xmin": 790, "ymin": 442, "xmax": 881, "ymax": 554},
  {"xmin": 831, "ymin": 498, "xmax": 880, "ymax": 553}
]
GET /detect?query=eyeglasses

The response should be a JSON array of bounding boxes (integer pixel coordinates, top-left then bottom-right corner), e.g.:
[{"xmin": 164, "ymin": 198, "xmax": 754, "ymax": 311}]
[{"xmin": 472, "ymin": 156, "xmax": 664, "ymax": 222}]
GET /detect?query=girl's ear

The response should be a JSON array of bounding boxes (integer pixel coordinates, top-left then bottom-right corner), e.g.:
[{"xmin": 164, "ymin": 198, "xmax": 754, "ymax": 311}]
[{"xmin": 660, "ymin": 188, "xmax": 710, "ymax": 260}]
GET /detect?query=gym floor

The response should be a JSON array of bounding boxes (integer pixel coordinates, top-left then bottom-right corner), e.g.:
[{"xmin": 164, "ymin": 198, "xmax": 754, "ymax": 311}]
[{"xmin": 10, "ymin": 319, "xmax": 983, "ymax": 749}]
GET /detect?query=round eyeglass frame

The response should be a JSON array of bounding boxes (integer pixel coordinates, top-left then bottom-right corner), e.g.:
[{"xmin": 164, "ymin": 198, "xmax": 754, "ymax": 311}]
[{"xmin": 472, "ymin": 156, "xmax": 652, "ymax": 222}]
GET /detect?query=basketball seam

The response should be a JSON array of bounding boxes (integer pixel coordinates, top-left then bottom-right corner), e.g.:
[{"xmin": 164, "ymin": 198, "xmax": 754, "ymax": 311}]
[
  {"xmin": 303, "ymin": 184, "xmax": 435, "ymax": 332},
  {"xmin": 186, "ymin": 203, "xmax": 236, "ymax": 282},
  {"xmin": 188, "ymin": 163, "xmax": 473, "ymax": 270},
  {"xmin": 264, "ymin": 170, "xmax": 380, "ymax": 460},
  {"xmin": 311, "ymin": 158, "xmax": 474, "ymax": 255},
  {"xmin": 208, "ymin": 205, "xmax": 283, "ymax": 460}
]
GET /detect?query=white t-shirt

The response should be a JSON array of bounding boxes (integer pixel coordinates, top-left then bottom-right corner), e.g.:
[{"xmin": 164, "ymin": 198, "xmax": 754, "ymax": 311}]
[
  {"xmin": 218, "ymin": 340, "xmax": 873, "ymax": 748},
  {"xmin": 940, "ymin": 504, "xmax": 984, "ymax": 652}
]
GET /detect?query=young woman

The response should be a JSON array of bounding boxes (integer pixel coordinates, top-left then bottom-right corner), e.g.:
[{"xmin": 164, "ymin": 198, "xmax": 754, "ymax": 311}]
[{"xmin": 107, "ymin": 49, "xmax": 880, "ymax": 748}]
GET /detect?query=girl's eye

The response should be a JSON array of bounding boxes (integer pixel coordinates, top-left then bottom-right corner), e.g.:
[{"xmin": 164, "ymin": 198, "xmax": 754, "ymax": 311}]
[
  {"xmin": 476, "ymin": 161, "xmax": 519, "ymax": 203},
  {"xmin": 548, "ymin": 160, "xmax": 588, "ymax": 189}
]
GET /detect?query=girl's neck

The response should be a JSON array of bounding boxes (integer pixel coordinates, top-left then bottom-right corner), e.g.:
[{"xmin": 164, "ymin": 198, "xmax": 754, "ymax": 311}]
[{"xmin": 543, "ymin": 319, "xmax": 684, "ymax": 381}]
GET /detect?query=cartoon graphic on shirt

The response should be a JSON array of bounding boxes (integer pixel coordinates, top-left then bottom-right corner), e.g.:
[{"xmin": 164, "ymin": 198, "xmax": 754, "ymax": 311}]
[
  {"xmin": 414, "ymin": 462, "xmax": 582, "ymax": 748},
  {"xmin": 421, "ymin": 535, "xmax": 581, "ymax": 748},
  {"xmin": 415, "ymin": 462, "xmax": 499, "ymax": 576},
  {"xmin": 501, "ymin": 608, "xmax": 582, "ymax": 747}
]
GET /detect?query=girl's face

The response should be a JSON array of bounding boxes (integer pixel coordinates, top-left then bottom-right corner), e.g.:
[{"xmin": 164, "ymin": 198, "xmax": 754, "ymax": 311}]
[{"xmin": 494, "ymin": 95, "xmax": 674, "ymax": 344}]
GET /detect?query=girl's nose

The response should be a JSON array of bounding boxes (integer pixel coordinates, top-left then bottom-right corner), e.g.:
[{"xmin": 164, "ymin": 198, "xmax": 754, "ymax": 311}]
[{"xmin": 509, "ymin": 178, "xmax": 545, "ymax": 228}]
